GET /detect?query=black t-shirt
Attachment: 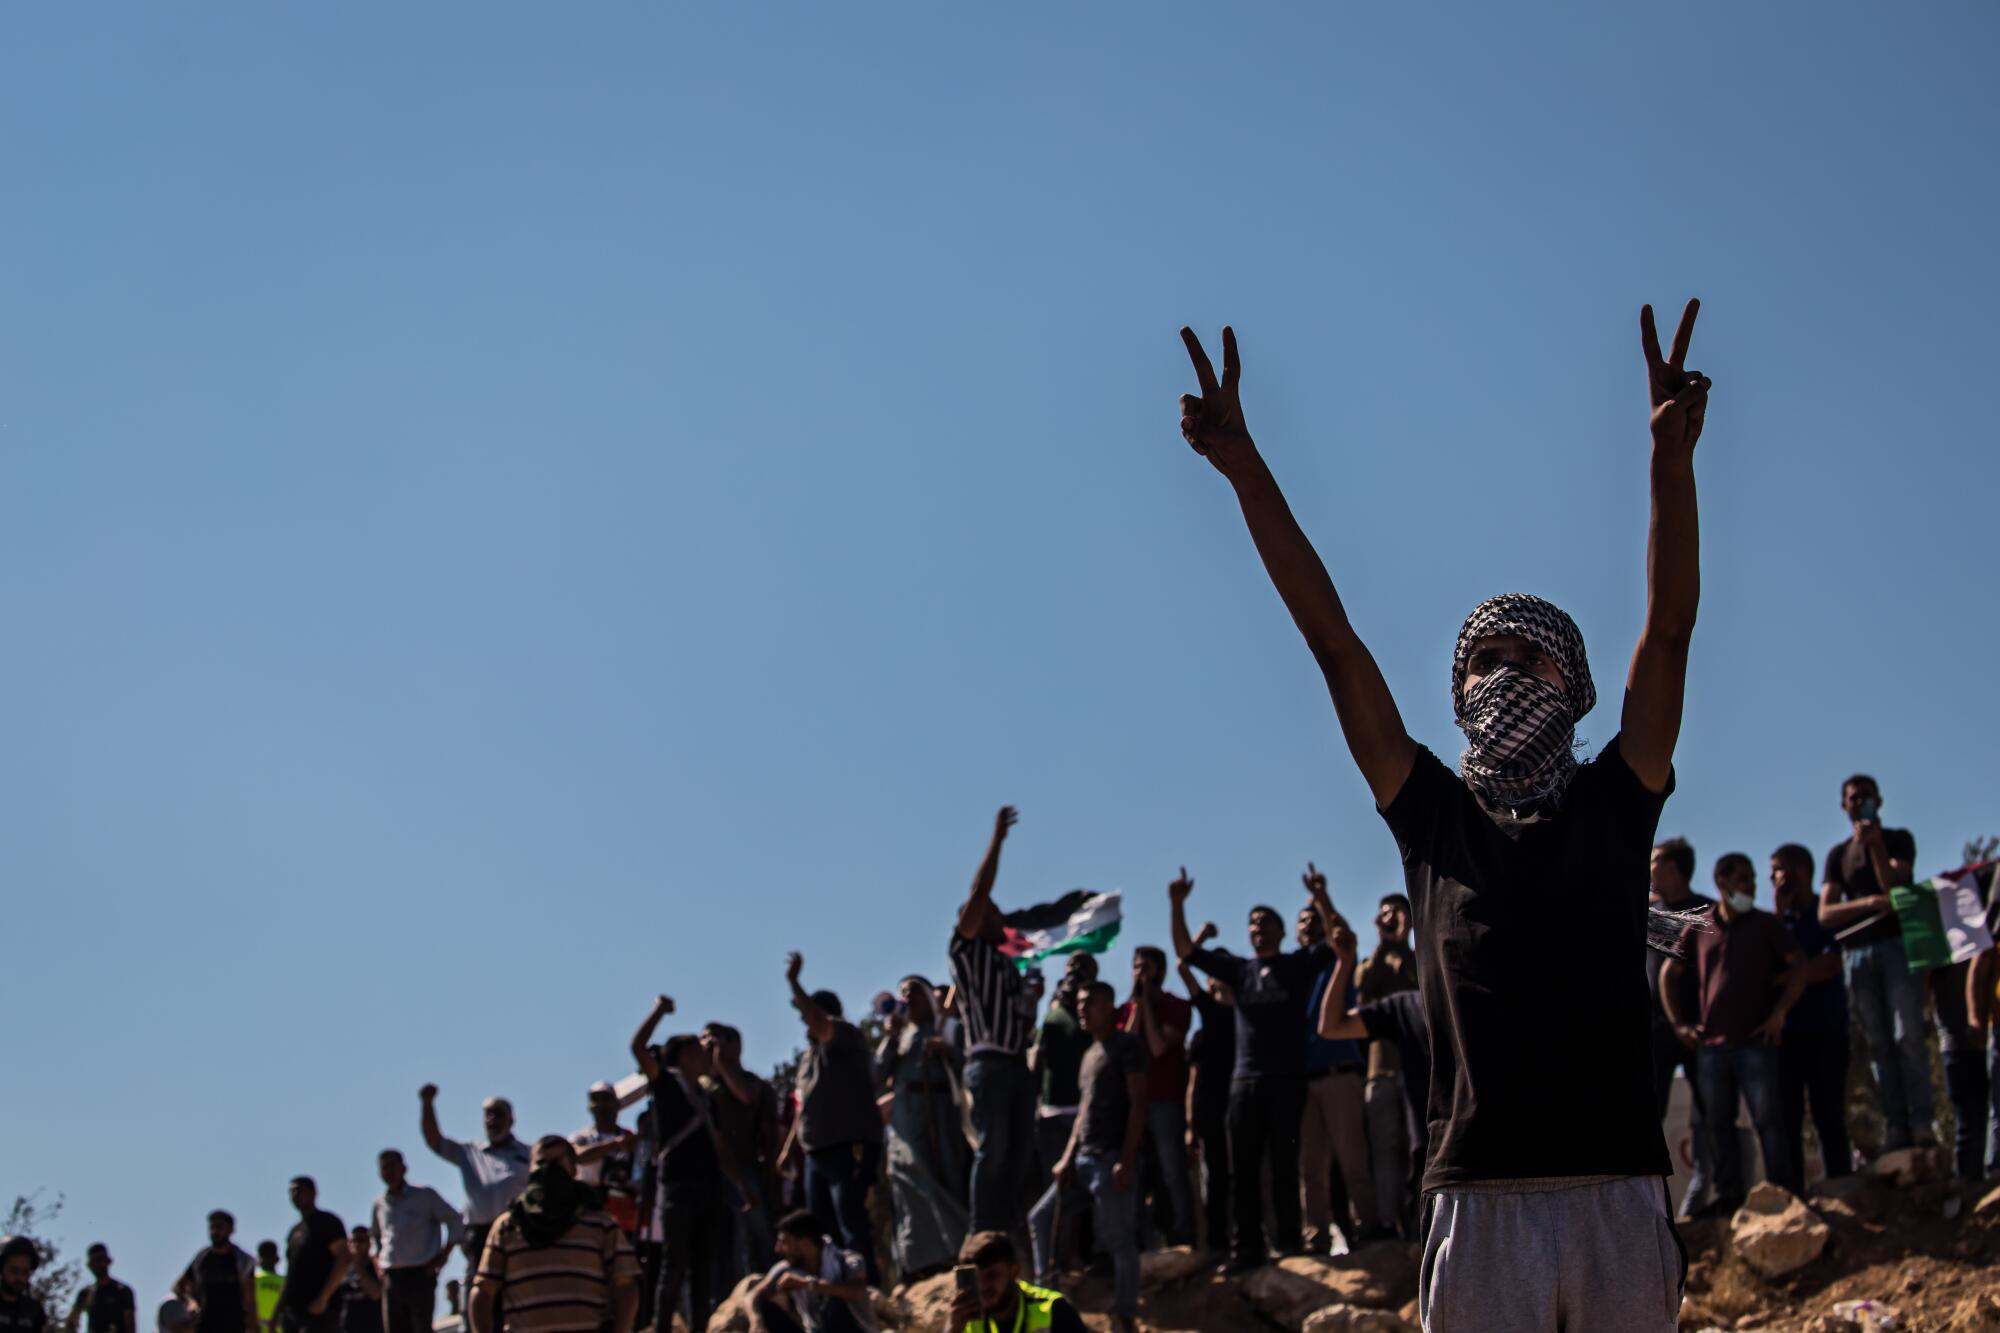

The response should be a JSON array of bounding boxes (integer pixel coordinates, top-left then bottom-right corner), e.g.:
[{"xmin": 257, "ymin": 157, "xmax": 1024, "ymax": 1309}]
[
  {"xmin": 337, "ymin": 1270, "xmax": 379, "ymax": 1333},
  {"xmin": 0, "ymin": 1294, "xmax": 46, "ymax": 1333},
  {"xmin": 181, "ymin": 1246, "xmax": 251, "ymax": 1333},
  {"xmin": 1383, "ymin": 739, "xmax": 1673, "ymax": 1191},
  {"xmin": 1076, "ymin": 1031, "xmax": 1146, "ymax": 1153},
  {"xmin": 1646, "ymin": 890, "xmax": 1714, "ymax": 1028},
  {"xmin": 797, "ymin": 1020, "xmax": 880, "ymax": 1152},
  {"xmin": 1186, "ymin": 990, "xmax": 1237, "ymax": 1114},
  {"xmin": 1183, "ymin": 942, "xmax": 1330, "ymax": 1080},
  {"xmin": 1824, "ymin": 827, "xmax": 1918, "ymax": 948},
  {"xmin": 1359, "ymin": 989, "xmax": 1431, "ymax": 1153},
  {"xmin": 648, "ymin": 1071, "xmax": 722, "ymax": 1186},
  {"xmin": 282, "ymin": 1209, "xmax": 347, "ymax": 1313},
  {"xmin": 80, "ymin": 1281, "xmax": 134, "ymax": 1333}
]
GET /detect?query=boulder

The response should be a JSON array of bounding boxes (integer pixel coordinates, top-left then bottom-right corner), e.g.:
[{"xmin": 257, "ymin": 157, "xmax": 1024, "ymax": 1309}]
[
  {"xmin": 1300, "ymin": 1304, "xmax": 1418, "ymax": 1333},
  {"xmin": 1138, "ymin": 1246, "xmax": 1212, "ymax": 1288},
  {"xmin": 1239, "ymin": 1247, "xmax": 1419, "ymax": 1327},
  {"xmin": 1730, "ymin": 1182, "xmax": 1830, "ymax": 1278},
  {"xmin": 1974, "ymin": 1183, "xmax": 2000, "ymax": 1218},
  {"xmin": 1867, "ymin": 1146, "xmax": 1949, "ymax": 1188},
  {"xmin": 1949, "ymin": 1290, "xmax": 2000, "ymax": 1331},
  {"xmin": 895, "ymin": 1272, "xmax": 957, "ymax": 1332},
  {"xmin": 705, "ymin": 1275, "xmax": 762, "ymax": 1333}
]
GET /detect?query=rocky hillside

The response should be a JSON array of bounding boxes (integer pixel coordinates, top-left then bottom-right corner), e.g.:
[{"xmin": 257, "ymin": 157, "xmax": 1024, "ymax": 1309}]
[{"xmin": 692, "ymin": 1148, "xmax": 1999, "ymax": 1332}]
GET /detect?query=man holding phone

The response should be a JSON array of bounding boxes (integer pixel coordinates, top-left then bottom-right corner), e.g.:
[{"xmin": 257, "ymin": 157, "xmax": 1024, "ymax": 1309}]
[
  {"xmin": 945, "ymin": 1234, "xmax": 1085, "ymax": 1333},
  {"xmin": 1817, "ymin": 774, "xmax": 1931, "ymax": 1151}
]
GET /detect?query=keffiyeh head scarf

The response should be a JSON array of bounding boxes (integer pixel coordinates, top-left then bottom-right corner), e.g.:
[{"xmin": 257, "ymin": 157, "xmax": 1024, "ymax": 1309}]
[{"xmin": 1451, "ymin": 593, "xmax": 1595, "ymax": 822}]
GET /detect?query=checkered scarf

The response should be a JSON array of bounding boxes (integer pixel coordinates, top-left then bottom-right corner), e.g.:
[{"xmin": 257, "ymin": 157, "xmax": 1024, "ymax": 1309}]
[{"xmin": 1451, "ymin": 594, "xmax": 1595, "ymax": 820}]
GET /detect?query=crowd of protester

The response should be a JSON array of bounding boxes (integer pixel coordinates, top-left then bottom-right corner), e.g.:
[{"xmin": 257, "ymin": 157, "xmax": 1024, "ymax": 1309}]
[
  {"xmin": 4, "ymin": 306, "xmax": 1998, "ymax": 1333},
  {"xmin": 3, "ymin": 778, "xmax": 1993, "ymax": 1333}
]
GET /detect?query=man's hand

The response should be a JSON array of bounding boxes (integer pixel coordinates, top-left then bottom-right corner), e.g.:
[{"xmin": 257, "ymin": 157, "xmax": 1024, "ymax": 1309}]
[
  {"xmin": 1641, "ymin": 300, "xmax": 1711, "ymax": 459},
  {"xmin": 786, "ymin": 952, "xmax": 804, "ymax": 985},
  {"xmin": 1113, "ymin": 1158, "xmax": 1134, "ymax": 1190},
  {"xmin": 1185, "ymin": 1127, "xmax": 1200, "ymax": 1158},
  {"xmin": 1855, "ymin": 820, "xmax": 1886, "ymax": 852},
  {"xmin": 948, "ymin": 1291, "xmax": 980, "ymax": 1328},
  {"xmin": 774, "ymin": 1272, "xmax": 811, "ymax": 1295},
  {"xmin": 1168, "ymin": 867, "xmax": 1194, "ymax": 904},
  {"xmin": 1053, "ymin": 1153, "xmax": 1075, "ymax": 1186},
  {"xmin": 1179, "ymin": 326, "xmax": 1252, "ymax": 474},
  {"xmin": 1674, "ymin": 1023, "xmax": 1702, "ymax": 1051},
  {"xmin": 419, "ymin": 1084, "xmax": 438, "ymax": 1103},
  {"xmin": 1303, "ymin": 862, "xmax": 1328, "ymax": 899},
  {"xmin": 1751, "ymin": 1012, "xmax": 1787, "ymax": 1045},
  {"xmin": 307, "ymin": 1300, "xmax": 327, "ymax": 1318},
  {"xmin": 994, "ymin": 805, "xmax": 1019, "ymax": 841},
  {"xmin": 1330, "ymin": 922, "xmax": 1358, "ymax": 967},
  {"xmin": 652, "ymin": 995, "xmax": 675, "ymax": 1016},
  {"xmin": 1194, "ymin": 921, "xmax": 1219, "ymax": 947}
]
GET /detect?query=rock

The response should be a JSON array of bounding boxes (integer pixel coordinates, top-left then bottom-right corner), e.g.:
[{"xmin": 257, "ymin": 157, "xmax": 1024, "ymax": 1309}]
[
  {"xmin": 895, "ymin": 1272, "xmax": 956, "ymax": 1332},
  {"xmin": 705, "ymin": 1274, "xmax": 761, "ymax": 1333},
  {"xmin": 1867, "ymin": 1146, "xmax": 1949, "ymax": 1188},
  {"xmin": 1241, "ymin": 1262, "xmax": 1343, "ymax": 1327},
  {"xmin": 1138, "ymin": 1246, "xmax": 1211, "ymax": 1287},
  {"xmin": 1949, "ymin": 1290, "xmax": 2000, "ymax": 1330},
  {"xmin": 1830, "ymin": 1298, "xmax": 1904, "ymax": 1331},
  {"xmin": 1729, "ymin": 1182, "xmax": 1830, "ymax": 1278},
  {"xmin": 1239, "ymin": 1247, "xmax": 1419, "ymax": 1327},
  {"xmin": 1300, "ymin": 1303, "xmax": 1417, "ymax": 1333}
]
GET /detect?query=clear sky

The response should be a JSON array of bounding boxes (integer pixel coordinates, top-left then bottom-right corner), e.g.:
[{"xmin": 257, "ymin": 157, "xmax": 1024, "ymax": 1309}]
[{"xmin": 4, "ymin": 0, "xmax": 1995, "ymax": 1309}]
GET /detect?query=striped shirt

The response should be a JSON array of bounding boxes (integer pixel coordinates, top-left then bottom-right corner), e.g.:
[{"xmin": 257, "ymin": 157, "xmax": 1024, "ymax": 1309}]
[
  {"xmin": 948, "ymin": 932, "xmax": 1033, "ymax": 1055},
  {"xmin": 473, "ymin": 1211, "xmax": 638, "ymax": 1333}
]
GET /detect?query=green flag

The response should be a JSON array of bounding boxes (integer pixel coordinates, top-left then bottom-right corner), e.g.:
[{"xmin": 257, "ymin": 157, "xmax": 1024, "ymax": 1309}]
[{"xmin": 1889, "ymin": 881, "xmax": 1950, "ymax": 971}]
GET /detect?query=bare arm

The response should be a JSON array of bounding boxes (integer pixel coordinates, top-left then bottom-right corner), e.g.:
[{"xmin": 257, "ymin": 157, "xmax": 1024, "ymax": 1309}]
[
  {"xmin": 468, "ymin": 1281, "xmax": 498, "ymax": 1333},
  {"xmin": 1818, "ymin": 878, "xmax": 1890, "ymax": 931},
  {"xmin": 609, "ymin": 1279, "xmax": 637, "ymax": 1333},
  {"xmin": 631, "ymin": 996, "xmax": 673, "ymax": 1081},
  {"xmin": 1168, "ymin": 869, "xmax": 1197, "ymax": 960},
  {"xmin": 309, "ymin": 1239, "xmax": 350, "ymax": 1314},
  {"xmin": 955, "ymin": 806, "xmax": 1019, "ymax": 939},
  {"xmin": 1970, "ymin": 949, "xmax": 1996, "ymax": 1031},
  {"xmin": 1659, "ymin": 957, "xmax": 1699, "ymax": 1045},
  {"xmin": 1130, "ymin": 985, "xmax": 1174, "ymax": 1059},
  {"xmin": 1315, "ymin": 920, "xmax": 1367, "ymax": 1041},
  {"xmin": 1117, "ymin": 1069, "xmax": 1148, "ymax": 1186},
  {"xmin": 1619, "ymin": 300, "xmax": 1709, "ymax": 793},
  {"xmin": 419, "ymin": 1087, "xmax": 451, "ymax": 1160},
  {"xmin": 1180, "ymin": 328, "xmax": 1417, "ymax": 809},
  {"xmin": 351, "ymin": 1250, "xmax": 381, "ymax": 1301},
  {"xmin": 786, "ymin": 952, "xmax": 835, "ymax": 1043}
]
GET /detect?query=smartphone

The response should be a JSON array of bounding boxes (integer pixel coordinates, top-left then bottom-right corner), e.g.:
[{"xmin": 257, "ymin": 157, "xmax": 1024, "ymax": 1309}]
[
  {"xmin": 1856, "ymin": 797, "xmax": 1881, "ymax": 823},
  {"xmin": 953, "ymin": 1265, "xmax": 979, "ymax": 1298}
]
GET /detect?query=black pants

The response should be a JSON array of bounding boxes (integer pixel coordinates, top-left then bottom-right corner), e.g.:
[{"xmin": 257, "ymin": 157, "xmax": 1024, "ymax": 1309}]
[
  {"xmin": 380, "ymin": 1270, "xmax": 435, "ymax": 1333},
  {"xmin": 1778, "ymin": 1022, "xmax": 1852, "ymax": 1185},
  {"xmin": 749, "ymin": 1292, "xmax": 868, "ymax": 1333},
  {"xmin": 279, "ymin": 1308, "xmax": 338, "ymax": 1333},
  {"xmin": 1194, "ymin": 1097, "xmax": 1230, "ymax": 1254},
  {"xmin": 1226, "ymin": 1074, "xmax": 1306, "ymax": 1261},
  {"xmin": 462, "ymin": 1221, "xmax": 493, "ymax": 1285},
  {"xmin": 657, "ymin": 1182, "xmax": 727, "ymax": 1333},
  {"xmin": 634, "ymin": 1240, "xmax": 662, "ymax": 1333}
]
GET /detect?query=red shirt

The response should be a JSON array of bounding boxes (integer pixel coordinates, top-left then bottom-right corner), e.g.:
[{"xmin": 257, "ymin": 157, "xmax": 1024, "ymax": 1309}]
[
  {"xmin": 1117, "ymin": 991, "xmax": 1192, "ymax": 1105},
  {"xmin": 1690, "ymin": 906, "xmax": 1798, "ymax": 1046}
]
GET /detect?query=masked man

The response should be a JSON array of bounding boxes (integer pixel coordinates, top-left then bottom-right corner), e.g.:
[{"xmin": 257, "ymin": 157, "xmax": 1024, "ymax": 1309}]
[{"xmin": 1175, "ymin": 299, "xmax": 1710, "ymax": 1330}]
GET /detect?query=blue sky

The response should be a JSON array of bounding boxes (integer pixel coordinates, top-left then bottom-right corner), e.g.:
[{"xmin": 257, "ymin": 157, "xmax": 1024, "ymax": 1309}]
[{"xmin": 4, "ymin": 1, "xmax": 1995, "ymax": 1307}]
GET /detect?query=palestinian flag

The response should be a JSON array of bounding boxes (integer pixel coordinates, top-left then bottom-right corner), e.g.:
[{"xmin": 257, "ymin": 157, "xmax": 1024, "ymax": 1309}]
[
  {"xmin": 1889, "ymin": 860, "xmax": 1996, "ymax": 971},
  {"xmin": 1000, "ymin": 890, "xmax": 1122, "ymax": 972}
]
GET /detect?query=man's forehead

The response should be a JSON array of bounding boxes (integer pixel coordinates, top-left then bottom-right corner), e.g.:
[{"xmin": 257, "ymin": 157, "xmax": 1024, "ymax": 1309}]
[{"xmin": 1470, "ymin": 633, "xmax": 1535, "ymax": 653}]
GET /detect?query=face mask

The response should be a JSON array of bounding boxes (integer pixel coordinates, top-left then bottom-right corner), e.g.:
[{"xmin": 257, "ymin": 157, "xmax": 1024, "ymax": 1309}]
[
  {"xmin": 1456, "ymin": 664, "xmax": 1579, "ymax": 816},
  {"xmin": 1725, "ymin": 891, "xmax": 1756, "ymax": 914}
]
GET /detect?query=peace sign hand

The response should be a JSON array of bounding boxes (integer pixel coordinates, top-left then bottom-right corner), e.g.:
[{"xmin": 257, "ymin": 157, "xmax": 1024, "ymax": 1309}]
[
  {"xmin": 1179, "ymin": 326, "xmax": 1253, "ymax": 473},
  {"xmin": 1641, "ymin": 300, "xmax": 1712, "ymax": 459}
]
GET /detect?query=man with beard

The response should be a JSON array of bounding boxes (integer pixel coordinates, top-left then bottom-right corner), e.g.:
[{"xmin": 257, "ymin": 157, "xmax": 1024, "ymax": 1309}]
[
  {"xmin": 1174, "ymin": 299, "xmax": 1709, "ymax": 1327},
  {"xmin": 175, "ymin": 1218, "xmax": 259, "ymax": 1333},
  {"xmin": 0, "ymin": 1237, "xmax": 46, "ymax": 1333},
  {"xmin": 470, "ymin": 1138, "xmax": 638, "ymax": 1333},
  {"xmin": 68, "ymin": 1245, "xmax": 135, "ymax": 1333}
]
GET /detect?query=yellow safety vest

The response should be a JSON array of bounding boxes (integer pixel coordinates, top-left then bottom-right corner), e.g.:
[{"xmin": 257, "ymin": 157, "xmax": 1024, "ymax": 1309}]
[
  {"xmin": 961, "ymin": 1281, "xmax": 1064, "ymax": 1333},
  {"xmin": 253, "ymin": 1273, "xmax": 284, "ymax": 1329}
]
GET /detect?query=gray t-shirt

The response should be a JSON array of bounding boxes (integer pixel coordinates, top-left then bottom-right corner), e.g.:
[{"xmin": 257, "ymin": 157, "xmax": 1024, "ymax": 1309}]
[
  {"xmin": 1076, "ymin": 1031, "xmax": 1146, "ymax": 1153},
  {"xmin": 797, "ymin": 1020, "xmax": 880, "ymax": 1152},
  {"xmin": 763, "ymin": 1245, "xmax": 877, "ymax": 1333}
]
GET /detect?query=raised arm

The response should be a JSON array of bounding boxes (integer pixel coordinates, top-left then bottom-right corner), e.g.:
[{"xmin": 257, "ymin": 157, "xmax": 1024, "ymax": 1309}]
[
  {"xmin": 418, "ymin": 1085, "xmax": 454, "ymax": 1161},
  {"xmin": 1168, "ymin": 868, "xmax": 1197, "ymax": 960},
  {"xmin": 955, "ymin": 806, "xmax": 1019, "ymax": 939},
  {"xmin": 1619, "ymin": 300, "xmax": 1710, "ymax": 793},
  {"xmin": 786, "ymin": 952, "xmax": 834, "ymax": 1043},
  {"xmin": 1179, "ymin": 327, "xmax": 1417, "ymax": 809},
  {"xmin": 1304, "ymin": 862, "xmax": 1344, "ymax": 945},
  {"xmin": 1174, "ymin": 923, "xmax": 1215, "ymax": 999},
  {"xmin": 1315, "ymin": 919, "xmax": 1367, "ymax": 1042},
  {"xmin": 631, "ymin": 996, "xmax": 673, "ymax": 1081}
]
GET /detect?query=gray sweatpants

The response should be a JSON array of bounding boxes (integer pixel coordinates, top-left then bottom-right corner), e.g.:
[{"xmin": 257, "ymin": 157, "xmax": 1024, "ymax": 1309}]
[{"xmin": 1419, "ymin": 1176, "xmax": 1684, "ymax": 1332}]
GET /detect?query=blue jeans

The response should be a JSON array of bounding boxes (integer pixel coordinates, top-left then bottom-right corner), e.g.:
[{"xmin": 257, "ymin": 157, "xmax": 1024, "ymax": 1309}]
[
  {"xmin": 1844, "ymin": 936, "xmax": 1935, "ymax": 1148},
  {"xmin": 965, "ymin": 1052, "xmax": 1036, "ymax": 1234},
  {"xmin": 805, "ymin": 1141, "xmax": 881, "ymax": 1286},
  {"xmin": 1029, "ymin": 1151, "xmax": 1138, "ymax": 1318},
  {"xmin": 715, "ymin": 1172, "xmax": 774, "ymax": 1295},
  {"xmin": 1142, "ymin": 1101, "xmax": 1195, "ymax": 1245},
  {"xmin": 1696, "ymin": 1042, "xmax": 1793, "ymax": 1200}
]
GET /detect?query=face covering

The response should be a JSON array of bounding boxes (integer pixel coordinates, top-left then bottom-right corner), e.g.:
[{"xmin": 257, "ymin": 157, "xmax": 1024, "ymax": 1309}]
[
  {"xmin": 1451, "ymin": 594, "xmax": 1596, "ymax": 823},
  {"xmin": 1725, "ymin": 891, "xmax": 1756, "ymax": 914},
  {"xmin": 507, "ymin": 1164, "xmax": 583, "ymax": 1249}
]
